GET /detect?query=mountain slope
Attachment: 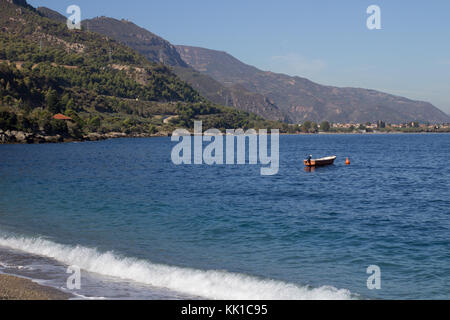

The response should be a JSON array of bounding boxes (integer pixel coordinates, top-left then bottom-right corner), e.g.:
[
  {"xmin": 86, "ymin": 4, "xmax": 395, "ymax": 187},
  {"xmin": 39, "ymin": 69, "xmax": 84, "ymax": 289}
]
[
  {"xmin": 36, "ymin": 6, "xmax": 66, "ymax": 24},
  {"xmin": 176, "ymin": 45, "xmax": 450, "ymax": 124},
  {"xmin": 172, "ymin": 65, "xmax": 286, "ymax": 121},
  {"xmin": 0, "ymin": 0, "xmax": 283, "ymax": 143},
  {"xmin": 79, "ymin": 16, "xmax": 286, "ymax": 121},
  {"xmin": 82, "ymin": 17, "xmax": 188, "ymax": 68}
]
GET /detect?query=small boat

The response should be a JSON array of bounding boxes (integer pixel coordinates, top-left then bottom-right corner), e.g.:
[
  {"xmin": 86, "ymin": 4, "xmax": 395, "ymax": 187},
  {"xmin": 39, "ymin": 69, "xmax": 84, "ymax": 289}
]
[{"xmin": 304, "ymin": 156, "xmax": 337, "ymax": 167}]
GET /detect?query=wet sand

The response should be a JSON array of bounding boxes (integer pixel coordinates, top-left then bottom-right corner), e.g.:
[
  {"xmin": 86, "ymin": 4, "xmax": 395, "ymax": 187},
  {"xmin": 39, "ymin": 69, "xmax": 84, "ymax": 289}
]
[{"xmin": 0, "ymin": 274, "xmax": 73, "ymax": 300}]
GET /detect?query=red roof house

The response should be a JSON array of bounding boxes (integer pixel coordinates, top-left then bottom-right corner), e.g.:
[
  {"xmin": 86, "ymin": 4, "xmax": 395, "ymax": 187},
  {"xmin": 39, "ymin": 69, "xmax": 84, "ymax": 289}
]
[{"xmin": 53, "ymin": 114, "xmax": 73, "ymax": 120}]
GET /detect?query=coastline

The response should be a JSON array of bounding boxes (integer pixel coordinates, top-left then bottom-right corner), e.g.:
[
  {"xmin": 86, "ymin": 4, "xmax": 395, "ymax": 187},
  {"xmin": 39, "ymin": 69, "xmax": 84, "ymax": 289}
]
[
  {"xmin": 1, "ymin": 129, "xmax": 449, "ymax": 145},
  {"xmin": 0, "ymin": 129, "xmax": 169, "ymax": 145},
  {"xmin": 0, "ymin": 273, "xmax": 73, "ymax": 300}
]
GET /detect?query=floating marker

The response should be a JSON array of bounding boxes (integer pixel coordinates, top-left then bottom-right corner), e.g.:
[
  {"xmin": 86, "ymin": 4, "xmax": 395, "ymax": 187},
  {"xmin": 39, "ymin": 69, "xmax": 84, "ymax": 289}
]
[{"xmin": 346, "ymin": 158, "xmax": 351, "ymax": 165}]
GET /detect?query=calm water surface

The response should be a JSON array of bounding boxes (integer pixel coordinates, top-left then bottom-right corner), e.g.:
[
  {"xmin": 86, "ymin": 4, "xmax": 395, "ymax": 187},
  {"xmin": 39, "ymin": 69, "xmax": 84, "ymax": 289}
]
[{"xmin": 0, "ymin": 134, "xmax": 449, "ymax": 299}]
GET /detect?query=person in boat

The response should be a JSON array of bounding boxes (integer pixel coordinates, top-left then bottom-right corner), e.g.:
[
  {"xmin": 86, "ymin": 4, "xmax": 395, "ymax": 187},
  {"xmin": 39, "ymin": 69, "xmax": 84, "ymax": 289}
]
[{"xmin": 306, "ymin": 155, "xmax": 312, "ymax": 165}]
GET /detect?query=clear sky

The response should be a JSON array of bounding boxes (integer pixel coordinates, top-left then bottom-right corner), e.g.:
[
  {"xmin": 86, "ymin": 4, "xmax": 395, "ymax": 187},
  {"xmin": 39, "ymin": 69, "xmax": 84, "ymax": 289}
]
[{"xmin": 28, "ymin": 0, "xmax": 450, "ymax": 113}]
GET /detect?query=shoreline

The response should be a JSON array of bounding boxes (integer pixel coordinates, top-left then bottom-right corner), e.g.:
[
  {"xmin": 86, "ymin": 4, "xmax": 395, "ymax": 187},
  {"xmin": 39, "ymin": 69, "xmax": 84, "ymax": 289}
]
[
  {"xmin": 0, "ymin": 130, "xmax": 169, "ymax": 145},
  {"xmin": 1, "ymin": 129, "xmax": 449, "ymax": 145},
  {"xmin": 0, "ymin": 273, "xmax": 73, "ymax": 300}
]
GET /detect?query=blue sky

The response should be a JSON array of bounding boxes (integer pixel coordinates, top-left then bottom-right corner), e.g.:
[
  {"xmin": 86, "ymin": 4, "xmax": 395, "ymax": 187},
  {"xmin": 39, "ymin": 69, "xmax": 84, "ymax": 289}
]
[{"xmin": 28, "ymin": 0, "xmax": 450, "ymax": 113}]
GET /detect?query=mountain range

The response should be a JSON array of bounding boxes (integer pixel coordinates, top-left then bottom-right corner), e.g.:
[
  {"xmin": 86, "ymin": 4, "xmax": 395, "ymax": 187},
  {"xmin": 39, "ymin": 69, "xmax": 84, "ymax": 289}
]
[
  {"xmin": 1, "ymin": 0, "xmax": 281, "ymax": 143},
  {"xmin": 19, "ymin": 3, "xmax": 450, "ymax": 124},
  {"xmin": 79, "ymin": 16, "xmax": 287, "ymax": 122},
  {"xmin": 176, "ymin": 46, "xmax": 450, "ymax": 124}
]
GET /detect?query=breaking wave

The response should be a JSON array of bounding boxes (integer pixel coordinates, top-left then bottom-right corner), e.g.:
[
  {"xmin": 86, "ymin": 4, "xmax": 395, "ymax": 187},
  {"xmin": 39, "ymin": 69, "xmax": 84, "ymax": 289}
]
[{"xmin": 0, "ymin": 234, "xmax": 354, "ymax": 300}]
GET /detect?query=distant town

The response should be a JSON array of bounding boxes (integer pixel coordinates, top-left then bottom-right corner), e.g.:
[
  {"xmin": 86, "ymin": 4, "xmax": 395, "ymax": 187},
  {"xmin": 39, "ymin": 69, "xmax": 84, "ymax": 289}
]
[{"xmin": 286, "ymin": 120, "xmax": 450, "ymax": 134}]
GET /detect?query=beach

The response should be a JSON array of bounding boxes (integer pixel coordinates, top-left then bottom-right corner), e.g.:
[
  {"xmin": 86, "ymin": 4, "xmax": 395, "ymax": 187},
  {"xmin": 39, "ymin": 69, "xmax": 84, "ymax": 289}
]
[{"xmin": 0, "ymin": 274, "xmax": 72, "ymax": 300}]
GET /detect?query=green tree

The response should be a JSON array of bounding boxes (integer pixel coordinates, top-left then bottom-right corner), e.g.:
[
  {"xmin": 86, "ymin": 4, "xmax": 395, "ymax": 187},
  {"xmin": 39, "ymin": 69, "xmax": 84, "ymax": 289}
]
[
  {"xmin": 311, "ymin": 122, "xmax": 318, "ymax": 133},
  {"xmin": 88, "ymin": 116, "xmax": 101, "ymax": 131},
  {"xmin": 65, "ymin": 98, "xmax": 76, "ymax": 111},
  {"xmin": 301, "ymin": 121, "xmax": 312, "ymax": 133},
  {"xmin": 49, "ymin": 119, "xmax": 68, "ymax": 135},
  {"xmin": 320, "ymin": 121, "xmax": 330, "ymax": 132},
  {"xmin": 61, "ymin": 93, "xmax": 70, "ymax": 107},
  {"xmin": 0, "ymin": 111, "xmax": 17, "ymax": 130},
  {"xmin": 46, "ymin": 89, "xmax": 60, "ymax": 114},
  {"xmin": 148, "ymin": 124, "xmax": 157, "ymax": 134}
]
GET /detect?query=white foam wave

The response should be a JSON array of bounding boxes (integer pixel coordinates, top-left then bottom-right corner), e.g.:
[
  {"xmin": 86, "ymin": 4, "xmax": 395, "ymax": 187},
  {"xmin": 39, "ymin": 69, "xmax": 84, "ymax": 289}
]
[
  {"xmin": 0, "ymin": 260, "xmax": 34, "ymax": 271},
  {"xmin": 0, "ymin": 235, "xmax": 354, "ymax": 300},
  {"xmin": 70, "ymin": 292, "xmax": 107, "ymax": 300}
]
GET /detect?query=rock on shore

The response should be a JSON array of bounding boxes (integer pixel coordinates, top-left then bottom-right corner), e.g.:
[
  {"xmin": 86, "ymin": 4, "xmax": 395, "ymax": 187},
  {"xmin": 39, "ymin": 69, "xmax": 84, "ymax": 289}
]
[
  {"xmin": 0, "ymin": 129, "xmax": 63, "ymax": 144},
  {"xmin": 0, "ymin": 129, "xmax": 169, "ymax": 144}
]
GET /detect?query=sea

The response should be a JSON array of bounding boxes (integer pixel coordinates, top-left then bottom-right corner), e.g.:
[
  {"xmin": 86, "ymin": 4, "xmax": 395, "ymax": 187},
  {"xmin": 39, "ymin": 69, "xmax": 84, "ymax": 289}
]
[{"xmin": 0, "ymin": 133, "xmax": 449, "ymax": 300}]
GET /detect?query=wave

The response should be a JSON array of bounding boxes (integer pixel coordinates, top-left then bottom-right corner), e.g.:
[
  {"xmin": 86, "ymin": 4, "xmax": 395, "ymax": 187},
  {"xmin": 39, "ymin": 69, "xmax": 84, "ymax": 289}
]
[
  {"xmin": 0, "ymin": 262, "xmax": 34, "ymax": 271},
  {"xmin": 0, "ymin": 234, "xmax": 354, "ymax": 300}
]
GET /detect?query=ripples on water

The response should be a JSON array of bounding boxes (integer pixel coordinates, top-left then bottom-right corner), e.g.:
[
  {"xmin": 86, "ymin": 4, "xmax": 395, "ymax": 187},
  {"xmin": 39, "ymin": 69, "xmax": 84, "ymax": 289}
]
[{"xmin": 0, "ymin": 134, "xmax": 449, "ymax": 299}]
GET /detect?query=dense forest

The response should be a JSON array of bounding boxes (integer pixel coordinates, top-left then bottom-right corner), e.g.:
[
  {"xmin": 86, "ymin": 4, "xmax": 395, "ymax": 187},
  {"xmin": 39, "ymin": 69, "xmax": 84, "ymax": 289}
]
[{"xmin": 0, "ymin": 0, "xmax": 286, "ymax": 142}]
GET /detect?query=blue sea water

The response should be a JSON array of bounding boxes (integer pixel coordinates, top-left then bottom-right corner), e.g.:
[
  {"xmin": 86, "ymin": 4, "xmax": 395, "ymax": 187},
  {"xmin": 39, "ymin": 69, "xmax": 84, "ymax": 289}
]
[{"xmin": 0, "ymin": 134, "xmax": 449, "ymax": 299}]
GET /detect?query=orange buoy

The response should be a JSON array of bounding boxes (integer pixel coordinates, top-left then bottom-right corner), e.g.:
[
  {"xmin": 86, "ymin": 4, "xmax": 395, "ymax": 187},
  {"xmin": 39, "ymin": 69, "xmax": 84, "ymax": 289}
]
[{"xmin": 346, "ymin": 158, "xmax": 351, "ymax": 165}]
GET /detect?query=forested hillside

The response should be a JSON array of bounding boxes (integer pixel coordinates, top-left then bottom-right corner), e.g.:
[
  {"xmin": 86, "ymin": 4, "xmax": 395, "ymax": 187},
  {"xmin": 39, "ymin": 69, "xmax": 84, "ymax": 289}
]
[{"xmin": 0, "ymin": 0, "xmax": 284, "ymax": 143}]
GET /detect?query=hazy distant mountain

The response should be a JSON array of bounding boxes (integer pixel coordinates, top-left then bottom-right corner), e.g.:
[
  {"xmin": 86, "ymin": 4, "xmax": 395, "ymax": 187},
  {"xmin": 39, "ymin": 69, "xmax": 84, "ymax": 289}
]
[
  {"xmin": 172, "ymin": 65, "xmax": 285, "ymax": 121},
  {"xmin": 177, "ymin": 45, "xmax": 450, "ymax": 124}
]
